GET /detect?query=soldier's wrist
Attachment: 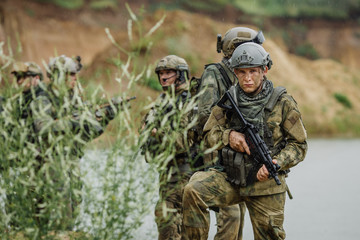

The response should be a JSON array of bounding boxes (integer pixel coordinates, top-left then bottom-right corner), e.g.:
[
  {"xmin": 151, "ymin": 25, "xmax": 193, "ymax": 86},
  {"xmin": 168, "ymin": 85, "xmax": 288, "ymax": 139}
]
[{"xmin": 223, "ymin": 129, "xmax": 232, "ymax": 146}]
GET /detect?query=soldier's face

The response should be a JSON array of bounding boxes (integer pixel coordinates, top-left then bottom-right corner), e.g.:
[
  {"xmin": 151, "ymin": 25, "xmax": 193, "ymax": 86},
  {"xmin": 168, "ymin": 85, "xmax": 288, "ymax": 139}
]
[
  {"xmin": 158, "ymin": 69, "xmax": 177, "ymax": 88},
  {"xmin": 15, "ymin": 74, "xmax": 40, "ymax": 90},
  {"xmin": 234, "ymin": 66, "xmax": 267, "ymax": 95},
  {"xmin": 66, "ymin": 72, "xmax": 77, "ymax": 89}
]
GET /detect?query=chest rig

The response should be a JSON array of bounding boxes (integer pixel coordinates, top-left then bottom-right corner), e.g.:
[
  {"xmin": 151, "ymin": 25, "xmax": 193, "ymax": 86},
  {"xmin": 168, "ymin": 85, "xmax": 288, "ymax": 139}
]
[{"xmin": 220, "ymin": 86, "xmax": 287, "ymax": 187}]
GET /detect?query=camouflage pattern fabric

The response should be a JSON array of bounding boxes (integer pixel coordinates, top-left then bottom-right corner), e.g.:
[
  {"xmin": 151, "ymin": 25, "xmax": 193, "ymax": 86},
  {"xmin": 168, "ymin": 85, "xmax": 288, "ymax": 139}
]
[
  {"xmin": 183, "ymin": 169, "xmax": 286, "ymax": 240},
  {"xmin": 197, "ymin": 60, "xmax": 245, "ymax": 240},
  {"xmin": 29, "ymin": 86, "xmax": 105, "ymax": 229},
  {"xmin": 197, "ymin": 61, "xmax": 237, "ymax": 129},
  {"xmin": 141, "ymin": 84, "xmax": 195, "ymax": 239},
  {"xmin": 141, "ymin": 85, "xmax": 195, "ymax": 161},
  {"xmin": 215, "ymin": 203, "xmax": 246, "ymax": 240},
  {"xmin": 183, "ymin": 80, "xmax": 307, "ymax": 239},
  {"xmin": 156, "ymin": 173, "xmax": 191, "ymax": 240}
]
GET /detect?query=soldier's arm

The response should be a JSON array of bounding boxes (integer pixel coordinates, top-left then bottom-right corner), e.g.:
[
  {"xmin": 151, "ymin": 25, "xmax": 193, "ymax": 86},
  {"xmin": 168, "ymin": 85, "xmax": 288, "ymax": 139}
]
[
  {"xmin": 31, "ymin": 95, "xmax": 73, "ymax": 135},
  {"xmin": 198, "ymin": 67, "xmax": 221, "ymax": 128},
  {"xmin": 32, "ymin": 95, "xmax": 103, "ymax": 138},
  {"xmin": 203, "ymin": 105, "xmax": 231, "ymax": 150},
  {"xmin": 274, "ymin": 95, "xmax": 308, "ymax": 170}
]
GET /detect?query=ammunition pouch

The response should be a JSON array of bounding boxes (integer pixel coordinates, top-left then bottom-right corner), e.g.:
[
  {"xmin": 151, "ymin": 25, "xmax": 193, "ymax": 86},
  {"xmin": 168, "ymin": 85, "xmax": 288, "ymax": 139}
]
[{"xmin": 220, "ymin": 146, "xmax": 262, "ymax": 187}]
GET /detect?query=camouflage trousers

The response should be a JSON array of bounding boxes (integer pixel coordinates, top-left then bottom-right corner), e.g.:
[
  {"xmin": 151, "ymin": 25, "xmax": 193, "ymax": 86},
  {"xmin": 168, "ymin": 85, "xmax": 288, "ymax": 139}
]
[
  {"xmin": 155, "ymin": 174, "xmax": 191, "ymax": 240},
  {"xmin": 214, "ymin": 202, "xmax": 246, "ymax": 240},
  {"xmin": 203, "ymin": 152, "xmax": 246, "ymax": 240},
  {"xmin": 183, "ymin": 169, "xmax": 286, "ymax": 240}
]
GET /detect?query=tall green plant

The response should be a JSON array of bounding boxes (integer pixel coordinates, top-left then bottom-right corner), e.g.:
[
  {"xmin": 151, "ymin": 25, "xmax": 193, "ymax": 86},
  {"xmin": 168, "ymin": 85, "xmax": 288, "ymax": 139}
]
[{"xmin": 0, "ymin": 5, "xmax": 169, "ymax": 239}]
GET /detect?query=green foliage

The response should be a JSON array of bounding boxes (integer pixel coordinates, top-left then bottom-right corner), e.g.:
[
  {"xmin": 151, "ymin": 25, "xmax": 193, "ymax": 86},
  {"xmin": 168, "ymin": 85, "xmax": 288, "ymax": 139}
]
[
  {"xmin": 232, "ymin": 0, "xmax": 360, "ymax": 19},
  {"xmin": 89, "ymin": 0, "xmax": 118, "ymax": 10},
  {"xmin": 295, "ymin": 43, "xmax": 320, "ymax": 59},
  {"xmin": 334, "ymin": 92, "xmax": 352, "ymax": 109},
  {"xmin": 104, "ymin": 4, "xmax": 166, "ymax": 90},
  {"xmin": 36, "ymin": 0, "xmax": 85, "ymax": 10},
  {"xmin": 182, "ymin": 0, "xmax": 229, "ymax": 12},
  {"xmin": 333, "ymin": 113, "xmax": 360, "ymax": 136},
  {"xmin": 144, "ymin": 75, "xmax": 162, "ymax": 91},
  {"xmin": 33, "ymin": 0, "xmax": 360, "ymax": 18},
  {"xmin": 25, "ymin": 8, "xmax": 36, "ymax": 17},
  {"xmin": 0, "ymin": 6, "xmax": 172, "ymax": 239}
]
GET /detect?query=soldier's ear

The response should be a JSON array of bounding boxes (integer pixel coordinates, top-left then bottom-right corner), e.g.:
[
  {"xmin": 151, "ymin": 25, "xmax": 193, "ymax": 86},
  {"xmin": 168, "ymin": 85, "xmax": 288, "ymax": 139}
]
[{"xmin": 263, "ymin": 66, "xmax": 268, "ymax": 74}]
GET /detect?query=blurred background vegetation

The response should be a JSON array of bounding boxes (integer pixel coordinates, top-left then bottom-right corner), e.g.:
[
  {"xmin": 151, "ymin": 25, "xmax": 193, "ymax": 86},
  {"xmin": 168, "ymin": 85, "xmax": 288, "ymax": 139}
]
[
  {"xmin": 35, "ymin": 0, "xmax": 360, "ymax": 20},
  {"xmin": 1, "ymin": 0, "xmax": 359, "ymax": 135},
  {"xmin": 1, "ymin": 0, "xmax": 360, "ymax": 239}
]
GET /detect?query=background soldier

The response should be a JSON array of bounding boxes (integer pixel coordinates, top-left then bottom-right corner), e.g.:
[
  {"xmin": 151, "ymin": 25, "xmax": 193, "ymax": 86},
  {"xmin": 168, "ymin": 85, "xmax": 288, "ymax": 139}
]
[
  {"xmin": 197, "ymin": 27, "xmax": 265, "ymax": 240},
  {"xmin": 30, "ymin": 55, "xmax": 105, "ymax": 230},
  {"xmin": 141, "ymin": 55, "xmax": 195, "ymax": 240},
  {"xmin": 29, "ymin": 55, "xmax": 128, "ymax": 230},
  {"xmin": 183, "ymin": 42, "xmax": 307, "ymax": 240},
  {"xmin": 2, "ymin": 61, "xmax": 45, "ymax": 229},
  {"xmin": 11, "ymin": 61, "xmax": 45, "ymax": 119}
]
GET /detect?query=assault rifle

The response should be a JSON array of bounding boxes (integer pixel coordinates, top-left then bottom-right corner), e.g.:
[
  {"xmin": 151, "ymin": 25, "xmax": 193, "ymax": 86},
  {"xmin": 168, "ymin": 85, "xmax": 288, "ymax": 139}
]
[
  {"xmin": 217, "ymin": 91, "xmax": 281, "ymax": 185},
  {"xmin": 95, "ymin": 96, "xmax": 136, "ymax": 120}
]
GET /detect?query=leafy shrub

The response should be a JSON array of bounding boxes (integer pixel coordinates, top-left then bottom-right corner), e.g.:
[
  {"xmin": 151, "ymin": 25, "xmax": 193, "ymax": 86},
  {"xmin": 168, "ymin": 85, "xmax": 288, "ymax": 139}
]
[
  {"xmin": 0, "ymin": 5, "xmax": 167, "ymax": 239},
  {"xmin": 36, "ymin": 0, "xmax": 85, "ymax": 9},
  {"xmin": 89, "ymin": 0, "xmax": 118, "ymax": 10},
  {"xmin": 295, "ymin": 43, "xmax": 320, "ymax": 60},
  {"xmin": 334, "ymin": 92, "xmax": 352, "ymax": 109}
]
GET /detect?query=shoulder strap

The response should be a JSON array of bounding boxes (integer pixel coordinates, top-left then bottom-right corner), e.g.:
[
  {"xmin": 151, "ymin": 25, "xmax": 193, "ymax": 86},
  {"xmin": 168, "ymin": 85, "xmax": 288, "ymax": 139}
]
[
  {"xmin": 265, "ymin": 86, "xmax": 287, "ymax": 112},
  {"xmin": 204, "ymin": 63, "xmax": 233, "ymax": 89},
  {"xmin": 263, "ymin": 86, "xmax": 287, "ymax": 152}
]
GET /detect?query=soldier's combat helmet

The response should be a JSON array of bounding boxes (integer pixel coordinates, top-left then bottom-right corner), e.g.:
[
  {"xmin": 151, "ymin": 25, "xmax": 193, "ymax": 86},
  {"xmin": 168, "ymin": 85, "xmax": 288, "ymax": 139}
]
[
  {"xmin": 155, "ymin": 55, "xmax": 189, "ymax": 87},
  {"xmin": 229, "ymin": 42, "xmax": 273, "ymax": 70},
  {"xmin": 11, "ymin": 61, "xmax": 43, "ymax": 81},
  {"xmin": 47, "ymin": 55, "xmax": 82, "ymax": 80},
  {"xmin": 217, "ymin": 27, "xmax": 265, "ymax": 58}
]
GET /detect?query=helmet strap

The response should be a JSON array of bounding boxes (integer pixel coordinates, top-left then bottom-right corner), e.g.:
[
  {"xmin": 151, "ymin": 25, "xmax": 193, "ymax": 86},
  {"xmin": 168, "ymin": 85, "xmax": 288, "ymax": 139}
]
[{"xmin": 175, "ymin": 70, "xmax": 187, "ymax": 88}]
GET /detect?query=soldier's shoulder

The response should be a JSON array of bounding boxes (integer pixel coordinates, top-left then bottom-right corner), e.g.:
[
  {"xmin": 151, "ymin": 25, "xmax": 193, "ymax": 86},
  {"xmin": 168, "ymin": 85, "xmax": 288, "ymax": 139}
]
[
  {"xmin": 279, "ymin": 92, "xmax": 298, "ymax": 106},
  {"xmin": 205, "ymin": 63, "xmax": 223, "ymax": 72},
  {"xmin": 201, "ymin": 64, "xmax": 222, "ymax": 85},
  {"xmin": 273, "ymin": 92, "xmax": 302, "ymax": 116}
]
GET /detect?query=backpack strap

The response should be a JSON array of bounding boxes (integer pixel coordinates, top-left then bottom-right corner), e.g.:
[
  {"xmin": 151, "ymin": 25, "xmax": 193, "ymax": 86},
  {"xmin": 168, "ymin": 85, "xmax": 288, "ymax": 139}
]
[
  {"xmin": 265, "ymin": 86, "xmax": 287, "ymax": 112},
  {"xmin": 204, "ymin": 63, "xmax": 233, "ymax": 90},
  {"xmin": 263, "ymin": 86, "xmax": 287, "ymax": 155}
]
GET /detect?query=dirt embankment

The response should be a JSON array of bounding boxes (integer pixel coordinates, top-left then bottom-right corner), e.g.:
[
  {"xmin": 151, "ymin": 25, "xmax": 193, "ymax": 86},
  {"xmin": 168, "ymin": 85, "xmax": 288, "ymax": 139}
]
[{"xmin": 1, "ymin": 0, "xmax": 360, "ymax": 137}]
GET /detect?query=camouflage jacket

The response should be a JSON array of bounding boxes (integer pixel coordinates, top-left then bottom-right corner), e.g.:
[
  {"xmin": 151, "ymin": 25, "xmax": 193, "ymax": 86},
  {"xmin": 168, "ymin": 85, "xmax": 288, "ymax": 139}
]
[
  {"xmin": 203, "ymin": 83, "xmax": 308, "ymax": 196},
  {"xmin": 197, "ymin": 60, "xmax": 238, "ymax": 130},
  {"xmin": 31, "ymin": 87, "xmax": 104, "ymax": 146},
  {"xmin": 141, "ymin": 85, "xmax": 196, "ymax": 168}
]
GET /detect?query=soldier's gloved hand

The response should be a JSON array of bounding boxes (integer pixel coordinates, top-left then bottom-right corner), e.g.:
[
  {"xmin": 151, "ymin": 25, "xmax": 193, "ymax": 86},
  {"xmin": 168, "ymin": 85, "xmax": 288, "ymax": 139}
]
[
  {"xmin": 229, "ymin": 130, "xmax": 250, "ymax": 155},
  {"xmin": 257, "ymin": 159, "xmax": 277, "ymax": 182}
]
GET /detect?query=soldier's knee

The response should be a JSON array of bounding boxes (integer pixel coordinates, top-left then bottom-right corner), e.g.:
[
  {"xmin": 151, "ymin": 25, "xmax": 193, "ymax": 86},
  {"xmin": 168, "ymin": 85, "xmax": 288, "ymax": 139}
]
[
  {"xmin": 183, "ymin": 181, "xmax": 196, "ymax": 201},
  {"xmin": 254, "ymin": 213, "xmax": 286, "ymax": 240}
]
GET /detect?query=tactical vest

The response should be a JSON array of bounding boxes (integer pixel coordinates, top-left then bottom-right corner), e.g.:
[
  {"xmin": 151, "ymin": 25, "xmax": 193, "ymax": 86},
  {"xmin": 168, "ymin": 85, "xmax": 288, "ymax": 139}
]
[{"xmin": 220, "ymin": 86, "xmax": 287, "ymax": 187}]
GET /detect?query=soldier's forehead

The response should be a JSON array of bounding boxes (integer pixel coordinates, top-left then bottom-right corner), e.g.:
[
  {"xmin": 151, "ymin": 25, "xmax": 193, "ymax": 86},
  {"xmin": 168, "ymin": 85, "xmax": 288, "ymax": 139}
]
[{"xmin": 158, "ymin": 69, "xmax": 176, "ymax": 73}]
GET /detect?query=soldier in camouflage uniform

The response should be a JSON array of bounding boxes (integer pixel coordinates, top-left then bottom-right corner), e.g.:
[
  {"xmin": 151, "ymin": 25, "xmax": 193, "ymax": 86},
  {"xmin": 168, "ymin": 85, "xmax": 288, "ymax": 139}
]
[
  {"xmin": 10, "ymin": 61, "xmax": 45, "ymax": 119},
  {"xmin": 30, "ymin": 55, "xmax": 122, "ymax": 229},
  {"xmin": 2, "ymin": 62, "xmax": 45, "ymax": 228},
  {"xmin": 183, "ymin": 43, "xmax": 308, "ymax": 240},
  {"xmin": 141, "ymin": 55, "xmax": 195, "ymax": 240},
  {"xmin": 197, "ymin": 27, "xmax": 266, "ymax": 240}
]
